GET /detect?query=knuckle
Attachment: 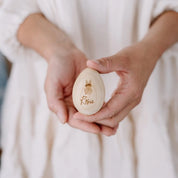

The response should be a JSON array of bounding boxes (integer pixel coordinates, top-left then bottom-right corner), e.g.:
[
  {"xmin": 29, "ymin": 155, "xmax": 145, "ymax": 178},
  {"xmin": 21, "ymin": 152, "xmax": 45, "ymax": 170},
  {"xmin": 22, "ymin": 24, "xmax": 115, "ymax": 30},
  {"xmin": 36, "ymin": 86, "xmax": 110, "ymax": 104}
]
[
  {"xmin": 109, "ymin": 119, "xmax": 118, "ymax": 128},
  {"xmin": 105, "ymin": 130, "xmax": 116, "ymax": 137},
  {"xmin": 135, "ymin": 97, "xmax": 142, "ymax": 105},
  {"xmin": 68, "ymin": 122, "xmax": 76, "ymax": 129},
  {"xmin": 48, "ymin": 101, "xmax": 55, "ymax": 112},
  {"xmin": 101, "ymin": 57, "xmax": 112, "ymax": 69},
  {"xmin": 104, "ymin": 132, "xmax": 112, "ymax": 137},
  {"xmin": 114, "ymin": 123, "xmax": 119, "ymax": 130},
  {"xmin": 133, "ymin": 91, "xmax": 140, "ymax": 100},
  {"xmin": 112, "ymin": 130, "xmax": 117, "ymax": 136},
  {"xmin": 131, "ymin": 86, "xmax": 142, "ymax": 101},
  {"xmin": 106, "ymin": 103, "xmax": 117, "ymax": 117},
  {"xmin": 44, "ymin": 81, "xmax": 48, "ymax": 94}
]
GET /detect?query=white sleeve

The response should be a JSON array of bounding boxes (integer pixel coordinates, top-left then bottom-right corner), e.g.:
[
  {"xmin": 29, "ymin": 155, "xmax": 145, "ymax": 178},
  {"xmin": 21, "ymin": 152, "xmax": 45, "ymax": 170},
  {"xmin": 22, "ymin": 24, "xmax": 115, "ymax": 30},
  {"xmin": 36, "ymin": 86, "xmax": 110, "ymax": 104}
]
[
  {"xmin": 152, "ymin": 0, "xmax": 178, "ymax": 56},
  {"xmin": 152, "ymin": 0, "xmax": 178, "ymax": 20},
  {"xmin": 138, "ymin": 0, "xmax": 178, "ymax": 48},
  {"xmin": 0, "ymin": 0, "xmax": 42, "ymax": 63}
]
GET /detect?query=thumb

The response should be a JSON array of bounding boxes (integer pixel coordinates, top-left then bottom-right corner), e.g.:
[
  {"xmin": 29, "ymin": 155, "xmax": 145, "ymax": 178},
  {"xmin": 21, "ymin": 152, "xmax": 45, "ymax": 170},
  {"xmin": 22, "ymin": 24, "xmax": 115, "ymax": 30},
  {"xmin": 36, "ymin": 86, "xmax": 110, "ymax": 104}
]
[{"xmin": 87, "ymin": 55, "xmax": 126, "ymax": 74}]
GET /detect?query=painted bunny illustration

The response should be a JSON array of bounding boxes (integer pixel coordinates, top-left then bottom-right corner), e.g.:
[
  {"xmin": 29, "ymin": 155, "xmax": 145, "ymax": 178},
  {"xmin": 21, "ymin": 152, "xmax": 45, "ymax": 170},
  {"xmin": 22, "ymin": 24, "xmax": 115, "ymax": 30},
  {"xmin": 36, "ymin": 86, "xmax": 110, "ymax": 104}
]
[{"xmin": 84, "ymin": 80, "xmax": 93, "ymax": 95}]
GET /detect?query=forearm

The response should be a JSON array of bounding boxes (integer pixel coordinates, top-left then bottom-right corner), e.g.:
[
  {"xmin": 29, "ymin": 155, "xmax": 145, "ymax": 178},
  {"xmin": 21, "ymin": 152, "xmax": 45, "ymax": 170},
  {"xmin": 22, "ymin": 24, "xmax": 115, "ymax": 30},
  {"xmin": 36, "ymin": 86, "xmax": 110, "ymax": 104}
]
[
  {"xmin": 141, "ymin": 11, "xmax": 178, "ymax": 60},
  {"xmin": 17, "ymin": 13, "xmax": 75, "ymax": 62}
]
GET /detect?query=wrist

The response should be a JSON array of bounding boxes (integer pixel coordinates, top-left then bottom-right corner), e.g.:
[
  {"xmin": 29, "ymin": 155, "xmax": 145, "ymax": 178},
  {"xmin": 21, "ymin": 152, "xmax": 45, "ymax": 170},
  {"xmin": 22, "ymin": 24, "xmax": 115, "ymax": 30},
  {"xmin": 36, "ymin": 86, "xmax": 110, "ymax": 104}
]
[
  {"xmin": 140, "ymin": 12, "xmax": 178, "ymax": 61},
  {"xmin": 45, "ymin": 42, "xmax": 81, "ymax": 64},
  {"xmin": 44, "ymin": 39, "xmax": 77, "ymax": 63},
  {"xmin": 138, "ymin": 39, "xmax": 162, "ymax": 63}
]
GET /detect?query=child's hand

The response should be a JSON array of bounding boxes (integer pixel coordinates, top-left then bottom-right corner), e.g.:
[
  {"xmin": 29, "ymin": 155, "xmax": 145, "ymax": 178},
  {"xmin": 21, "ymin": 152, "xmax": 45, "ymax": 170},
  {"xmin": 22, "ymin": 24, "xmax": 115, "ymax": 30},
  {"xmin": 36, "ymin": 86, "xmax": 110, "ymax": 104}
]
[{"xmin": 74, "ymin": 42, "xmax": 159, "ymax": 135}]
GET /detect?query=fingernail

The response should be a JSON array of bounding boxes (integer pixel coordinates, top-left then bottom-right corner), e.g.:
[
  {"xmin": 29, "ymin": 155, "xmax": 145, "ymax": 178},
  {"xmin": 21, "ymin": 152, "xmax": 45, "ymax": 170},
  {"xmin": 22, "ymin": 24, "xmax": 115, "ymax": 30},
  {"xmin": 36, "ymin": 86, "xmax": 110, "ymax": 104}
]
[{"xmin": 57, "ymin": 112, "xmax": 66, "ymax": 124}]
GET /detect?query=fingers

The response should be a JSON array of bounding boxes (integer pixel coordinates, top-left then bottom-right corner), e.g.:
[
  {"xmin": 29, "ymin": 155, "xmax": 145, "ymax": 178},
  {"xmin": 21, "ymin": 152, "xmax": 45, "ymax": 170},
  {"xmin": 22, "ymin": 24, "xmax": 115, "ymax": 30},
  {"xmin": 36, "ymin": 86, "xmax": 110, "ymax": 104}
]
[
  {"xmin": 69, "ymin": 118, "xmax": 117, "ymax": 136},
  {"xmin": 95, "ymin": 101, "xmax": 137, "ymax": 128},
  {"xmin": 68, "ymin": 106, "xmax": 117, "ymax": 136},
  {"xmin": 73, "ymin": 97, "xmax": 138, "ymax": 135},
  {"xmin": 69, "ymin": 119, "xmax": 101, "ymax": 134},
  {"xmin": 73, "ymin": 55, "xmax": 133, "ymax": 122},
  {"xmin": 68, "ymin": 107, "xmax": 101, "ymax": 134},
  {"xmin": 100, "ymin": 124, "xmax": 119, "ymax": 136},
  {"xmin": 69, "ymin": 117, "xmax": 117, "ymax": 136},
  {"xmin": 45, "ymin": 80, "xmax": 68, "ymax": 124},
  {"xmin": 87, "ymin": 55, "xmax": 128, "ymax": 74},
  {"xmin": 73, "ymin": 90, "xmax": 132, "ymax": 122}
]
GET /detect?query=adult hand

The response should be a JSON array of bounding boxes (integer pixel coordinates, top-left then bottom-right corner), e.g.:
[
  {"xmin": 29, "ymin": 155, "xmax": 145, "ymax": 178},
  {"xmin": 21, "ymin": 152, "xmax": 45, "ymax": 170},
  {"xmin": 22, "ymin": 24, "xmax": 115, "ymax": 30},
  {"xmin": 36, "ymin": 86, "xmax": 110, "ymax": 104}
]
[
  {"xmin": 74, "ymin": 42, "xmax": 159, "ymax": 135},
  {"xmin": 45, "ymin": 47, "xmax": 91, "ymax": 131},
  {"xmin": 45, "ymin": 47, "xmax": 115, "ymax": 135},
  {"xmin": 18, "ymin": 12, "xmax": 178, "ymax": 136}
]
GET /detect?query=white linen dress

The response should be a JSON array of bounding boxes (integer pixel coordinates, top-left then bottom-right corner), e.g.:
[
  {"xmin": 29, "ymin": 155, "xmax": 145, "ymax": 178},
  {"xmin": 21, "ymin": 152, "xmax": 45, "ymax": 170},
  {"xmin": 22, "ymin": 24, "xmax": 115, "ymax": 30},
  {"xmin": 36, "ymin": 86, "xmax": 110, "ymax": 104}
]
[{"xmin": 0, "ymin": 0, "xmax": 178, "ymax": 178}]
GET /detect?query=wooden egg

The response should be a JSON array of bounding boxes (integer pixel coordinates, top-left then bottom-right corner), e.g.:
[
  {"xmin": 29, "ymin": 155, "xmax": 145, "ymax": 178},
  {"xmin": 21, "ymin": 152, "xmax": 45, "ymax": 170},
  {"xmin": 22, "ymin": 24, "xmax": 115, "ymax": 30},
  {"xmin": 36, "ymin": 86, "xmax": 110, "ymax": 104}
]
[{"xmin": 72, "ymin": 68, "xmax": 105, "ymax": 115}]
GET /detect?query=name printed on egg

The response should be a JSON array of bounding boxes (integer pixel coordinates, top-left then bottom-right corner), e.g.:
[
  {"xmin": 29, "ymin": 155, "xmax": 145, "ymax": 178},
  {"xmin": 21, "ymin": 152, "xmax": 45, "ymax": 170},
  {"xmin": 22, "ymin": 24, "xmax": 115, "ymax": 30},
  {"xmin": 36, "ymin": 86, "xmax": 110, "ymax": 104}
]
[{"xmin": 80, "ymin": 95, "xmax": 94, "ymax": 105}]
